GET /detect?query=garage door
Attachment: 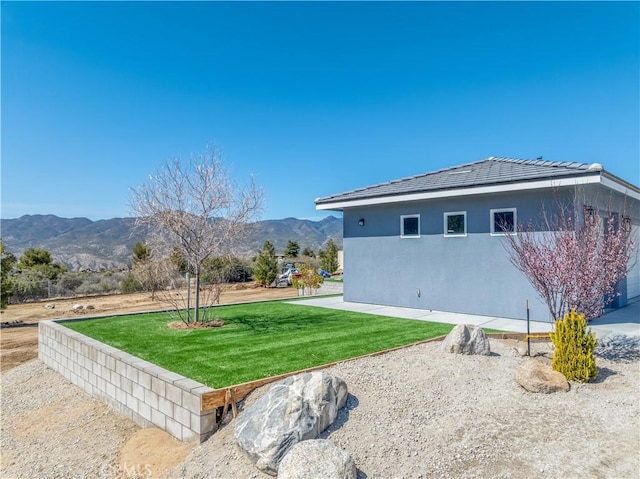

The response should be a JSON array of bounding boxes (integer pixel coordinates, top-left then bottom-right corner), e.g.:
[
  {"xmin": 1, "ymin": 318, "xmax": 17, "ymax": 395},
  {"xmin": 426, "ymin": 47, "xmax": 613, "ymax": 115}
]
[{"xmin": 628, "ymin": 225, "xmax": 640, "ymax": 300}]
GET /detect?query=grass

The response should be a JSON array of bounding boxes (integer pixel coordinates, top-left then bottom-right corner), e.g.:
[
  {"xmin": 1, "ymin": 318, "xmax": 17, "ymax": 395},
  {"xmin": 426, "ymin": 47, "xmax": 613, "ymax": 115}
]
[{"xmin": 64, "ymin": 301, "xmax": 454, "ymax": 389}]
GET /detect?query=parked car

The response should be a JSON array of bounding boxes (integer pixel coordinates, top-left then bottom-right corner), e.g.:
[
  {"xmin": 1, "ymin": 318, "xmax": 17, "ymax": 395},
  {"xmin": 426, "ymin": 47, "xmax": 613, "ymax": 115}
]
[
  {"xmin": 278, "ymin": 268, "xmax": 300, "ymax": 285},
  {"xmin": 318, "ymin": 269, "xmax": 331, "ymax": 278},
  {"xmin": 281, "ymin": 262, "xmax": 296, "ymax": 273}
]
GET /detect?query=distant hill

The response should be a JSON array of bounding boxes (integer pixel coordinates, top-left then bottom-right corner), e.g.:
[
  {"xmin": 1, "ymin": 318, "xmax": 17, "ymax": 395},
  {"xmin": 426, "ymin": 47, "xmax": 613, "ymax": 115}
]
[{"xmin": 0, "ymin": 214, "xmax": 343, "ymax": 271}]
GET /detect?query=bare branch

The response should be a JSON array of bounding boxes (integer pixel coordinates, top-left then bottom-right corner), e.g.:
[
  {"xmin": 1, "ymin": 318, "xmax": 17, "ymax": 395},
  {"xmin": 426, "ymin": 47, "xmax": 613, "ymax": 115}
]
[{"xmin": 129, "ymin": 147, "xmax": 264, "ymax": 323}]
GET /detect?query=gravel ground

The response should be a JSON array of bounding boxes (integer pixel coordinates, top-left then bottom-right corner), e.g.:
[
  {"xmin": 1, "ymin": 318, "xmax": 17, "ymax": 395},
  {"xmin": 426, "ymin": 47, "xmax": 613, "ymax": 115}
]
[{"xmin": 2, "ymin": 337, "xmax": 639, "ymax": 479}]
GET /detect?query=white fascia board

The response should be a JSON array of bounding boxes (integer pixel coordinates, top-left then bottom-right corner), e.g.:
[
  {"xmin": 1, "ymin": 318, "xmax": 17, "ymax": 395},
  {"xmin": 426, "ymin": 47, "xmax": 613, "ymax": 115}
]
[
  {"xmin": 600, "ymin": 176, "xmax": 640, "ymax": 202},
  {"xmin": 316, "ymin": 175, "xmax": 604, "ymax": 211}
]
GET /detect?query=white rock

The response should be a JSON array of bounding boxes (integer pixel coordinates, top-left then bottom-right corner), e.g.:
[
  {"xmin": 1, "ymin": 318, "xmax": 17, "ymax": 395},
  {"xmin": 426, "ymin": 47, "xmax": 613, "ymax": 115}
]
[
  {"xmin": 441, "ymin": 324, "xmax": 491, "ymax": 356},
  {"xmin": 235, "ymin": 371, "xmax": 348, "ymax": 476},
  {"xmin": 278, "ymin": 439, "xmax": 357, "ymax": 479}
]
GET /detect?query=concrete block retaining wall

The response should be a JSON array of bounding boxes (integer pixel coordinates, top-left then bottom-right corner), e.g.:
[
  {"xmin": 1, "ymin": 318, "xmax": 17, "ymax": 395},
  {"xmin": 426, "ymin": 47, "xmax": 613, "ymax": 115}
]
[{"xmin": 38, "ymin": 320, "xmax": 218, "ymax": 443}]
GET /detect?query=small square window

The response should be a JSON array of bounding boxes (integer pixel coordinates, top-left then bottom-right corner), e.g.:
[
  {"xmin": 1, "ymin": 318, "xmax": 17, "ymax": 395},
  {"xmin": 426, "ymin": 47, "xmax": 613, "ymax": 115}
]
[
  {"xmin": 490, "ymin": 208, "xmax": 516, "ymax": 235},
  {"xmin": 401, "ymin": 215, "xmax": 420, "ymax": 238},
  {"xmin": 444, "ymin": 211, "xmax": 467, "ymax": 237}
]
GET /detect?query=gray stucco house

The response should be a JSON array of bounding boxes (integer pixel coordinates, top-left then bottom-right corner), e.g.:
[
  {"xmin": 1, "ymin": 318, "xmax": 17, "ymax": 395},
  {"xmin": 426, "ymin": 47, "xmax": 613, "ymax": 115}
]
[{"xmin": 316, "ymin": 157, "xmax": 640, "ymax": 321}]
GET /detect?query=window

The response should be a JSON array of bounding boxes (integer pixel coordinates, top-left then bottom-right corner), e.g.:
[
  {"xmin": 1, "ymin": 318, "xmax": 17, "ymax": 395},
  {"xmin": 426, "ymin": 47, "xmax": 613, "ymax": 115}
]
[
  {"xmin": 401, "ymin": 214, "xmax": 420, "ymax": 238},
  {"xmin": 444, "ymin": 211, "xmax": 467, "ymax": 237},
  {"xmin": 490, "ymin": 208, "xmax": 516, "ymax": 235}
]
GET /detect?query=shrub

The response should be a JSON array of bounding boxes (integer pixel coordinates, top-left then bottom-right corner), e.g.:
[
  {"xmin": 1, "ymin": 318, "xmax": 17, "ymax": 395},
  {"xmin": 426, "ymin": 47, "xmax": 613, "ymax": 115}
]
[
  {"xmin": 550, "ymin": 310, "xmax": 597, "ymax": 382},
  {"xmin": 120, "ymin": 273, "xmax": 144, "ymax": 294},
  {"xmin": 56, "ymin": 272, "xmax": 85, "ymax": 294},
  {"xmin": 291, "ymin": 260, "xmax": 324, "ymax": 296}
]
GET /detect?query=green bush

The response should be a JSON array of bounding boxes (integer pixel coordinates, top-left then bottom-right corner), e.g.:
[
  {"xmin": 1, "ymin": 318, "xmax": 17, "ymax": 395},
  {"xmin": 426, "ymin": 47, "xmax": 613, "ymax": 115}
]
[
  {"xmin": 120, "ymin": 273, "xmax": 144, "ymax": 294},
  {"xmin": 550, "ymin": 310, "xmax": 597, "ymax": 382}
]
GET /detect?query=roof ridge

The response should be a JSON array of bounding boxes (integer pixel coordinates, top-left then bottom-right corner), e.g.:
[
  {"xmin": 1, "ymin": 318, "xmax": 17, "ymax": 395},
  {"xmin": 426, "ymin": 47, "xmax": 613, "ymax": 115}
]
[{"xmin": 490, "ymin": 156, "xmax": 590, "ymax": 170}]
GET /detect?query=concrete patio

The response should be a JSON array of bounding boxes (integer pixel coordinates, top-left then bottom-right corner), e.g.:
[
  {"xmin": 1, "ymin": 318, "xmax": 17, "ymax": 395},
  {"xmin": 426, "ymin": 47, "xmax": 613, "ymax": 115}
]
[{"xmin": 295, "ymin": 295, "xmax": 640, "ymax": 338}]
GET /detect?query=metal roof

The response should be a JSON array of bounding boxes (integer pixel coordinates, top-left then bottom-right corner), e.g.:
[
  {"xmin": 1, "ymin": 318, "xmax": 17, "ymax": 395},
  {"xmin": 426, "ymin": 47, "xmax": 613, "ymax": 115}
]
[{"xmin": 315, "ymin": 156, "xmax": 609, "ymax": 206}]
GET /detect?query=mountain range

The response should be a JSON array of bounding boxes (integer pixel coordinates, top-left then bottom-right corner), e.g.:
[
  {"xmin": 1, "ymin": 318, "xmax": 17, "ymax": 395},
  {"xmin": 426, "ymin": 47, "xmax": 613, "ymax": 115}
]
[{"xmin": 0, "ymin": 214, "xmax": 343, "ymax": 271}]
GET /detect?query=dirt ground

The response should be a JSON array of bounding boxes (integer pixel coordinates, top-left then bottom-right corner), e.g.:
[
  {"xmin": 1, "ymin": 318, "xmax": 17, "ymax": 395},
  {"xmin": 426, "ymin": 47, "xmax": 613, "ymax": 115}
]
[
  {"xmin": 1, "ymin": 283, "xmax": 300, "ymax": 478},
  {"xmin": 0, "ymin": 283, "xmax": 298, "ymax": 373}
]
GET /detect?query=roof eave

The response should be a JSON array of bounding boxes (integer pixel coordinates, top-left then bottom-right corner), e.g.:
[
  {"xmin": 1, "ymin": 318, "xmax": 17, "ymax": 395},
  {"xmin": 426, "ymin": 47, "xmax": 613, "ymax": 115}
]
[{"xmin": 316, "ymin": 173, "xmax": 640, "ymax": 211}]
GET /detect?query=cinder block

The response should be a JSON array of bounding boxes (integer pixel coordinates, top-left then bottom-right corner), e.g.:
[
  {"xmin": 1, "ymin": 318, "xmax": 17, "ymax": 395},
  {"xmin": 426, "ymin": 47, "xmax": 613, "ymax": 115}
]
[
  {"xmin": 126, "ymin": 394, "xmax": 139, "ymax": 411},
  {"xmin": 137, "ymin": 371, "xmax": 151, "ymax": 389},
  {"xmin": 138, "ymin": 401, "xmax": 152, "ymax": 422},
  {"xmin": 142, "ymin": 365, "xmax": 165, "ymax": 378},
  {"xmin": 165, "ymin": 383, "xmax": 182, "ymax": 405},
  {"xmin": 144, "ymin": 389, "xmax": 159, "ymax": 410},
  {"xmin": 165, "ymin": 417, "xmax": 182, "ymax": 441},
  {"xmin": 131, "ymin": 411, "xmax": 150, "ymax": 429},
  {"xmin": 116, "ymin": 387, "xmax": 127, "ymax": 405},
  {"xmin": 106, "ymin": 381, "xmax": 116, "ymax": 398},
  {"xmin": 106, "ymin": 355, "xmax": 116, "ymax": 370},
  {"xmin": 174, "ymin": 378, "xmax": 203, "ymax": 393},
  {"xmin": 96, "ymin": 351, "xmax": 106, "ymax": 366},
  {"xmin": 96, "ymin": 376, "xmax": 107, "ymax": 393},
  {"xmin": 121, "ymin": 377, "xmax": 133, "ymax": 394},
  {"xmin": 159, "ymin": 371, "xmax": 184, "ymax": 384},
  {"xmin": 198, "ymin": 411, "xmax": 218, "ymax": 439},
  {"xmin": 158, "ymin": 396, "xmax": 174, "ymax": 417},
  {"xmin": 151, "ymin": 377, "xmax": 166, "ymax": 396},
  {"xmin": 175, "ymin": 405, "xmax": 191, "ymax": 428},
  {"xmin": 181, "ymin": 392, "xmax": 200, "ymax": 412},
  {"xmin": 151, "ymin": 408, "xmax": 166, "ymax": 429},
  {"xmin": 115, "ymin": 360, "xmax": 127, "ymax": 376},
  {"xmin": 132, "ymin": 359, "xmax": 155, "ymax": 371},
  {"xmin": 125, "ymin": 364, "xmax": 139, "ymax": 383},
  {"xmin": 110, "ymin": 349, "xmax": 129, "ymax": 361},
  {"xmin": 110, "ymin": 370, "xmax": 121, "ymax": 388},
  {"xmin": 132, "ymin": 383, "xmax": 145, "ymax": 401},
  {"xmin": 182, "ymin": 425, "xmax": 198, "ymax": 443}
]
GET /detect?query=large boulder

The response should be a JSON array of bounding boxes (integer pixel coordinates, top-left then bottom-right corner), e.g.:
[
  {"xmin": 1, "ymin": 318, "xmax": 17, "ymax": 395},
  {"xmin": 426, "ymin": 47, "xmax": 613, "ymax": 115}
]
[
  {"xmin": 442, "ymin": 324, "xmax": 491, "ymax": 355},
  {"xmin": 235, "ymin": 371, "xmax": 348, "ymax": 476},
  {"xmin": 516, "ymin": 359, "xmax": 570, "ymax": 393},
  {"xmin": 278, "ymin": 439, "xmax": 357, "ymax": 479}
]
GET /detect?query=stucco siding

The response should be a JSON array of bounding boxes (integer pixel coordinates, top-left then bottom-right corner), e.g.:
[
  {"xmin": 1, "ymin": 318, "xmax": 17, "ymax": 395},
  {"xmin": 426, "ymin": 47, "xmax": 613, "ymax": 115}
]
[
  {"xmin": 340, "ymin": 185, "xmax": 639, "ymax": 320},
  {"xmin": 343, "ymin": 234, "xmax": 550, "ymax": 321},
  {"xmin": 343, "ymin": 186, "xmax": 628, "ymax": 321}
]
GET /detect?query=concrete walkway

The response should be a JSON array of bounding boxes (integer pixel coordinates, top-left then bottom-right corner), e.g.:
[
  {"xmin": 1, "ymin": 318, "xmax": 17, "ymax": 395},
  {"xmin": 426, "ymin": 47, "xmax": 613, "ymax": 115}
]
[{"xmin": 294, "ymin": 295, "xmax": 640, "ymax": 338}]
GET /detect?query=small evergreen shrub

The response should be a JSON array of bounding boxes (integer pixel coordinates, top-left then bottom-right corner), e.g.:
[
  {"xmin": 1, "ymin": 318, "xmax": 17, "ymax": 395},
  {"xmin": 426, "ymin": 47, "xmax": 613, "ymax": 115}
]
[{"xmin": 550, "ymin": 310, "xmax": 598, "ymax": 382}]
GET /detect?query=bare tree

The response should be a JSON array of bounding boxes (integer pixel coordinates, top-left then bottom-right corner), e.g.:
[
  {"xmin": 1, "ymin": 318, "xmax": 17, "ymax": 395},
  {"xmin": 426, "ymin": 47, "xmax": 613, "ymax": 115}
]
[
  {"xmin": 132, "ymin": 254, "xmax": 176, "ymax": 300},
  {"xmin": 503, "ymin": 193, "xmax": 635, "ymax": 321},
  {"xmin": 130, "ymin": 148, "xmax": 264, "ymax": 323}
]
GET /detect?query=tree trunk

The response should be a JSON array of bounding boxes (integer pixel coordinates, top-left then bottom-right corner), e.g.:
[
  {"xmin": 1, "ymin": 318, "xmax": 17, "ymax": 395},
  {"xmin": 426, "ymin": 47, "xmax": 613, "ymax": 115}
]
[{"xmin": 194, "ymin": 268, "xmax": 201, "ymax": 323}]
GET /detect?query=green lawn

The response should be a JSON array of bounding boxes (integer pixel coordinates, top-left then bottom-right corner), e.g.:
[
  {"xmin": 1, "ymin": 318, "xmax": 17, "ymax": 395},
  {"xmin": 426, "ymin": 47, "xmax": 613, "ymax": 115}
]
[{"xmin": 64, "ymin": 301, "xmax": 454, "ymax": 389}]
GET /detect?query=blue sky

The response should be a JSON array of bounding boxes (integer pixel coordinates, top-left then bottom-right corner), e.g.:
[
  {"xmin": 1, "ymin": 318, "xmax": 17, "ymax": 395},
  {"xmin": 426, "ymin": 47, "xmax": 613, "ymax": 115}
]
[{"xmin": 2, "ymin": 1, "xmax": 638, "ymax": 221}]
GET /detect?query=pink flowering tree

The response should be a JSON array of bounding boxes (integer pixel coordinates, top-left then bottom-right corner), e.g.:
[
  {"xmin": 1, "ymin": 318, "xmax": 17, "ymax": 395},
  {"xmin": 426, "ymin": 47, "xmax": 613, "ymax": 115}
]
[{"xmin": 502, "ymin": 196, "xmax": 635, "ymax": 321}]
